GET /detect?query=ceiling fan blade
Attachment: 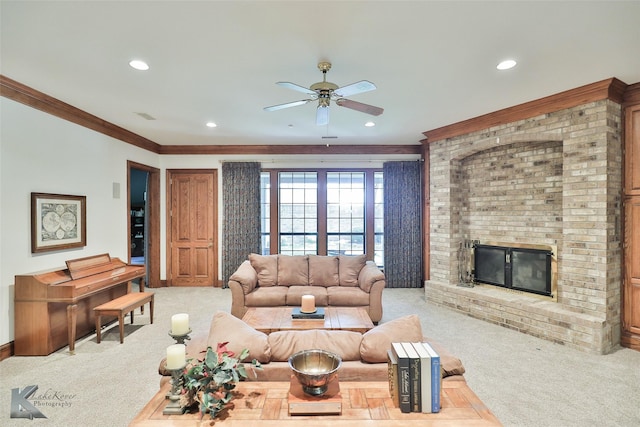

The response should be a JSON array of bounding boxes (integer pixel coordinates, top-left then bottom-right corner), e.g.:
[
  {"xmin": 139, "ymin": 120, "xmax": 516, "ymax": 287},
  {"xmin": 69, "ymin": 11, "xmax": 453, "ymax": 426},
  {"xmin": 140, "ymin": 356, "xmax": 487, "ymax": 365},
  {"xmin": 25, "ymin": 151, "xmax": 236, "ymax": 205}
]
[
  {"xmin": 276, "ymin": 81, "xmax": 317, "ymax": 96},
  {"xmin": 334, "ymin": 80, "xmax": 376, "ymax": 97},
  {"xmin": 336, "ymin": 98, "xmax": 384, "ymax": 116},
  {"xmin": 264, "ymin": 99, "xmax": 312, "ymax": 112},
  {"xmin": 316, "ymin": 105, "xmax": 329, "ymax": 126}
]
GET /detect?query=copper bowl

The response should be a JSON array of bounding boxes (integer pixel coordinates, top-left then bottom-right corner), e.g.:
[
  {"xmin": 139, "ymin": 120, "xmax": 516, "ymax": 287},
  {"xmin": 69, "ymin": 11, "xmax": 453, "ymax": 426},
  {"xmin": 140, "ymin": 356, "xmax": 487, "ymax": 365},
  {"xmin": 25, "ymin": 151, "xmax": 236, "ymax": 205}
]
[{"xmin": 288, "ymin": 349, "xmax": 342, "ymax": 396}]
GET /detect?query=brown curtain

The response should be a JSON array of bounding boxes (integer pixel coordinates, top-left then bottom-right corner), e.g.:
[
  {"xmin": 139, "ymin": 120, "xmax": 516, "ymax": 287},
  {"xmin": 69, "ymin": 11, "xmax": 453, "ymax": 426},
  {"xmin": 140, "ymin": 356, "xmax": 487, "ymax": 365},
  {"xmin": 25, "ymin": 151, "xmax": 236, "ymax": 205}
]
[
  {"xmin": 222, "ymin": 162, "xmax": 261, "ymax": 288},
  {"xmin": 383, "ymin": 161, "xmax": 423, "ymax": 288}
]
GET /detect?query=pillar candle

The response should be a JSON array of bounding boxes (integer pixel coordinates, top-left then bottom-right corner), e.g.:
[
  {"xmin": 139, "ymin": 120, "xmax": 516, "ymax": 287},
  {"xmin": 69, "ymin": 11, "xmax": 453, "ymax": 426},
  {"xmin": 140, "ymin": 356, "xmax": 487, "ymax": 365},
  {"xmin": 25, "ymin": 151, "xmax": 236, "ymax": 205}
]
[
  {"xmin": 171, "ymin": 313, "xmax": 189, "ymax": 335},
  {"xmin": 166, "ymin": 344, "xmax": 186, "ymax": 370},
  {"xmin": 301, "ymin": 294, "xmax": 316, "ymax": 313}
]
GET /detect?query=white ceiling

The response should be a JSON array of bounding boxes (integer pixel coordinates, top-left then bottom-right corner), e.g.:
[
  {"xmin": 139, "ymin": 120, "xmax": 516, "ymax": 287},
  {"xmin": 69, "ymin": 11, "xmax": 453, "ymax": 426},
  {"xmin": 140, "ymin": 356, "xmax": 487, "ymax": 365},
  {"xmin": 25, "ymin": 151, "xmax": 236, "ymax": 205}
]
[{"xmin": 2, "ymin": 1, "xmax": 640, "ymax": 147}]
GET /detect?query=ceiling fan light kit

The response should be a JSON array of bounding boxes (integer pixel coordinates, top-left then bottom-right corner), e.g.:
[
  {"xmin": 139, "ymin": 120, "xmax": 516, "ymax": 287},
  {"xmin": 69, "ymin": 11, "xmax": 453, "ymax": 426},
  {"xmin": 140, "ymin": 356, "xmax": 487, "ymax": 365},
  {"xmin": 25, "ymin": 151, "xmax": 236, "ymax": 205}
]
[{"xmin": 264, "ymin": 61, "xmax": 384, "ymax": 125}]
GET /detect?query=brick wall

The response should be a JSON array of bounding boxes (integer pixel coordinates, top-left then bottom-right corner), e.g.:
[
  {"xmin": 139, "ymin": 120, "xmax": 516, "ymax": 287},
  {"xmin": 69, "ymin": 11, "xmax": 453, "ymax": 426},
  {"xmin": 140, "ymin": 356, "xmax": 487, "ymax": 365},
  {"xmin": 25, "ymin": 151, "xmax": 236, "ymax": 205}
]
[{"xmin": 425, "ymin": 100, "xmax": 623, "ymax": 354}]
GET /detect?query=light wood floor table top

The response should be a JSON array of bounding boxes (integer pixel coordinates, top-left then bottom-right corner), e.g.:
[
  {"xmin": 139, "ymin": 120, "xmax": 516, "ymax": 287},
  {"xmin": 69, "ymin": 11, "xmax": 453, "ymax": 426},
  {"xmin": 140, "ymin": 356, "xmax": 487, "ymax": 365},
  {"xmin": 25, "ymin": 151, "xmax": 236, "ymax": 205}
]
[
  {"xmin": 241, "ymin": 306, "xmax": 375, "ymax": 334},
  {"xmin": 129, "ymin": 380, "xmax": 502, "ymax": 426}
]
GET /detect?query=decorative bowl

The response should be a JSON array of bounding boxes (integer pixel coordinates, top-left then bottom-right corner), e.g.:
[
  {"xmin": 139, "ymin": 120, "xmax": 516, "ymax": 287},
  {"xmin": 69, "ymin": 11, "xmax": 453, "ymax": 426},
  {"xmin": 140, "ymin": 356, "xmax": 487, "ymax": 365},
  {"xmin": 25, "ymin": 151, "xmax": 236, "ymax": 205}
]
[{"xmin": 288, "ymin": 349, "xmax": 342, "ymax": 396}]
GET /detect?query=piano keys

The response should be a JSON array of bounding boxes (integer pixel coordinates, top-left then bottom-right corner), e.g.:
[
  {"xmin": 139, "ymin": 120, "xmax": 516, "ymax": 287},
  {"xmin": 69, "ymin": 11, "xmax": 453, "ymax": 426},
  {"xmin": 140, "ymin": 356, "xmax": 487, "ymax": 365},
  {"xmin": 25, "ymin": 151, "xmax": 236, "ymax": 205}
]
[{"xmin": 14, "ymin": 253, "xmax": 146, "ymax": 355}]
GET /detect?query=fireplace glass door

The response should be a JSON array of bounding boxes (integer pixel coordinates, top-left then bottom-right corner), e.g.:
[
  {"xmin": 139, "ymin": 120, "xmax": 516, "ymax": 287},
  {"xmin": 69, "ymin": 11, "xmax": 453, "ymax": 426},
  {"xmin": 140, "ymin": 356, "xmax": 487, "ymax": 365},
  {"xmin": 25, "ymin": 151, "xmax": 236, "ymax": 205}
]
[{"xmin": 474, "ymin": 244, "xmax": 552, "ymax": 296}]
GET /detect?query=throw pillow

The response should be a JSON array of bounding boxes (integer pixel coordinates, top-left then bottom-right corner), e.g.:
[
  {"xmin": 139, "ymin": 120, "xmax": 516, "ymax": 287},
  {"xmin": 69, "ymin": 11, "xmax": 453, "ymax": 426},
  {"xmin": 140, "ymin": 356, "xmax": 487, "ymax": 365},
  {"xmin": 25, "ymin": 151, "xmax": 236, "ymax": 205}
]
[
  {"xmin": 359, "ymin": 315, "xmax": 423, "ymax": 363},
  {"xmin": 277, "ymin": 255, "xmax": 309, "ymax": 286},
  {"xmin": 338, "ymin": 254, "xmax": 367, "ymax": 286},
  {"xmin": 207, "ymin": 311, "xmax": 271, "ymax": 364},
  {"xmin": 308, "ymin": 255, "xmax": 339, "ymax": 287},
  {"xmin": 249, "ymin": 253, "xmax": 278, "ymax": 287}
]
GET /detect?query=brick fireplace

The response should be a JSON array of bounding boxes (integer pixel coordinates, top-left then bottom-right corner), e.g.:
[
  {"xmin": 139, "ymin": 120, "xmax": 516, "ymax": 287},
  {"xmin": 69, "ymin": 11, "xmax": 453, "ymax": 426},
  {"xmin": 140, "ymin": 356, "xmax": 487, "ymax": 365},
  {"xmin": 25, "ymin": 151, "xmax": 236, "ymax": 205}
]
[{"xmin": 424, "ymin": 96, "xmax": 623, "ymax": 354}]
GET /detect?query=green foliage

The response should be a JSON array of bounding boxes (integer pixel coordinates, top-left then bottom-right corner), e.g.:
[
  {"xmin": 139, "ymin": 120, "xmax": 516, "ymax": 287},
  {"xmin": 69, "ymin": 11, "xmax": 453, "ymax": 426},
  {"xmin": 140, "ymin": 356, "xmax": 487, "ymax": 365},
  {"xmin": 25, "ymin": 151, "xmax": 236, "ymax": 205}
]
[{"xmin": 179, "ymin": 343, "xmax": 262, "ymax": 419}]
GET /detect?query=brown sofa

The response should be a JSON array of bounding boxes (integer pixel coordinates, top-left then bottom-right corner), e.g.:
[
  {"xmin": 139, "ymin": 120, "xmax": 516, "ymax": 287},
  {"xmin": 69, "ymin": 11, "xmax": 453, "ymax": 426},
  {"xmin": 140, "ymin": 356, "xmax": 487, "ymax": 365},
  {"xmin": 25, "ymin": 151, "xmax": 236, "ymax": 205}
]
[
  {"xmin": 159, "ymin": 311, "xmax": 465, "ymax": 384},
  {"xmin": 229, "ymin": 254, "xmax": 386, "ymax": 323}
]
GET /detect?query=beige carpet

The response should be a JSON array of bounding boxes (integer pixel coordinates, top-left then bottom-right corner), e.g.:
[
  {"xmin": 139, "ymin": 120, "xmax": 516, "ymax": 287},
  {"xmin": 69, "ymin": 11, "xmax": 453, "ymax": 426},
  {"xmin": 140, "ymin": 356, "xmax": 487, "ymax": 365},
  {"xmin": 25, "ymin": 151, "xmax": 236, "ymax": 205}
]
[{"xmin": 1, "ymin": 287, "xmax": 639, "ymax": 426}]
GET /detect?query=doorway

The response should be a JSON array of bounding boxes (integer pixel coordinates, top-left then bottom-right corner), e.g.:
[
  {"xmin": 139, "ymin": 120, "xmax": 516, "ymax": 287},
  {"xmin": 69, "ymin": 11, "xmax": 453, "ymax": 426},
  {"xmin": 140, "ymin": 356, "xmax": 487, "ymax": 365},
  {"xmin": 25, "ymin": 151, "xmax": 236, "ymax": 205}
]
[{"xmin": 128, "ymin": 161, "xmax": 161, "ymax": 288}]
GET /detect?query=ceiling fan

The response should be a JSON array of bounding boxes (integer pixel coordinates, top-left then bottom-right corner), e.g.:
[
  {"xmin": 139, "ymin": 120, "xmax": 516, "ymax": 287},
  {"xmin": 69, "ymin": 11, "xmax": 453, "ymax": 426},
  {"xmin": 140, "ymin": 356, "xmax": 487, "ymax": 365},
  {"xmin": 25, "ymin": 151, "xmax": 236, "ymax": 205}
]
[{"xmin": 264, "ymin": 61, "xmax": 384, "ymax": 126}]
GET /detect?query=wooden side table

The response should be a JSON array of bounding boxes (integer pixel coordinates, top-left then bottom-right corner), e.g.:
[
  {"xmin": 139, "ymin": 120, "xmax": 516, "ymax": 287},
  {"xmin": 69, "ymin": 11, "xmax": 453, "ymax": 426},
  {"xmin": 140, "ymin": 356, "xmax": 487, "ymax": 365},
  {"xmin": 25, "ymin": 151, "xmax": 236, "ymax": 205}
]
[{"xmin": 129, "ymin": 380, "xmax": 502, "ymax": 426}]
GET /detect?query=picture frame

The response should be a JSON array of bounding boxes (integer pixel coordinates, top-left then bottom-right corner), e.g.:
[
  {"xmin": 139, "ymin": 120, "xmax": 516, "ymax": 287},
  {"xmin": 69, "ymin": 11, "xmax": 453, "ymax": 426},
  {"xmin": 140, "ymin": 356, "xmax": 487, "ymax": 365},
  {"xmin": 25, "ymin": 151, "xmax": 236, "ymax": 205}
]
[{"xmin": 31, "ymin": 192, "xmax": 86, "ymax": 253}]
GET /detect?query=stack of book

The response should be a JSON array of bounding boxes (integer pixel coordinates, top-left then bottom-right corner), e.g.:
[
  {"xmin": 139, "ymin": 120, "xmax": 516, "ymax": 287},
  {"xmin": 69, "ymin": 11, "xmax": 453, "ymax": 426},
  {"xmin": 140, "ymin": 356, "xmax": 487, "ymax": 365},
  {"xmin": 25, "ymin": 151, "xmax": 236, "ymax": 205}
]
[{"xmin": 387, "ymin": 342, "xmax": 441, "ymax": 413}]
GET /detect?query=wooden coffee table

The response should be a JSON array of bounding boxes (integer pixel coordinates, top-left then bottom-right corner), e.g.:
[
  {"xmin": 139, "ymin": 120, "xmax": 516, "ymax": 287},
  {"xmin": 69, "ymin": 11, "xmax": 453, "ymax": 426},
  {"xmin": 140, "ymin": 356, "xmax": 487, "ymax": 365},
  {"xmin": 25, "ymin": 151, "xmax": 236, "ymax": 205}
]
[
  {"xmin": 129, "ymin": 380, "xmax": 502, "ymax": 426},
  {"xmin": 242, "ymin": 307, "xmax": 374, "ymax": 334}
]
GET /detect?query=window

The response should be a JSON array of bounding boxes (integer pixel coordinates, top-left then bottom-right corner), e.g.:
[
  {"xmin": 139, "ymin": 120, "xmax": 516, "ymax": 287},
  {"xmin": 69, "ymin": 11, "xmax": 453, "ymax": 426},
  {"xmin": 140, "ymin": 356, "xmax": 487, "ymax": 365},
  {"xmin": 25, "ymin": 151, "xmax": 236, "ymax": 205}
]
[
  {"xmin": 278, "ymin": 172, "xmax": 317, "ymax": 255},
  {"xmin": 260, "ymin": 172, "xmax": 271, "ymax": 255},
  {"xmin": 327, "ymin": 172, "xmax": 364, "ymax": 256},
  {"xmin": 374, "ymin": 171, "xmax": 384, "ymax": 267},
  {"xmin": 260, "ymin": 169, "xmax": 384, "ymax": 268}
]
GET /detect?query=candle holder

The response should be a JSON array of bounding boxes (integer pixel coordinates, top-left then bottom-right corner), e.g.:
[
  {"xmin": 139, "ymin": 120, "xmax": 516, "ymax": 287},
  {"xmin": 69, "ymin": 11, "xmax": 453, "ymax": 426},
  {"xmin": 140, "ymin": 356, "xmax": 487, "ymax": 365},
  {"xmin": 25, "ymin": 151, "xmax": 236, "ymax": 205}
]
[
  {"xmin": 163, "ymin": 364, "xmax": 186, "ymax": 415},
  {"xmin": 169, "ymin": 328, "xmax": 192, "ymax": 345}
]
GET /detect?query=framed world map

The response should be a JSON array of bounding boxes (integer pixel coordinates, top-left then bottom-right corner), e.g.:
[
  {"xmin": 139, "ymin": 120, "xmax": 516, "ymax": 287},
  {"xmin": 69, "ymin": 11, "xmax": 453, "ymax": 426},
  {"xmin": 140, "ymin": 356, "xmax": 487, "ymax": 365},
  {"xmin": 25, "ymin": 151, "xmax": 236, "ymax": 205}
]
[{"xmin": 31, "ymin": 192, "xmax": 86, "ymax": 253}]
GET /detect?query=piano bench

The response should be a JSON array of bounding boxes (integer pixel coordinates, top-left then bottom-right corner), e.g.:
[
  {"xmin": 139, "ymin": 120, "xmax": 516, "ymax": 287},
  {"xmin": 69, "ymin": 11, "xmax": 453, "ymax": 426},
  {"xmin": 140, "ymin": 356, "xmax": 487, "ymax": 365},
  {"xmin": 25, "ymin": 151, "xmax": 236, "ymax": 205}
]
[{"xmin": 94, "ymin": 292, "xmax": 154, "ymax": 344}]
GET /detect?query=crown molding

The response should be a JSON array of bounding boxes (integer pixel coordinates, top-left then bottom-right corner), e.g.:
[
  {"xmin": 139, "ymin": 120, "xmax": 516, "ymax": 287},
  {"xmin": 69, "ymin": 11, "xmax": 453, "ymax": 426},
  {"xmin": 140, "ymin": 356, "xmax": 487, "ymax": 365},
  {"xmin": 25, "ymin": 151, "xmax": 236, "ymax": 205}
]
[
  {"xmin": 0, "ymin": 75, "xmax": 162, "ymax": 154},
  {"xmin": 421, "ymin": 77, "xmax": 629, "ymax": 144},
  {"xmin": 158, "ymin": 144, "xmax": 421, "ymax": 155},
  {"xmin": 623, "ymin": 82, "xmax": 640, "ymax": 107}
]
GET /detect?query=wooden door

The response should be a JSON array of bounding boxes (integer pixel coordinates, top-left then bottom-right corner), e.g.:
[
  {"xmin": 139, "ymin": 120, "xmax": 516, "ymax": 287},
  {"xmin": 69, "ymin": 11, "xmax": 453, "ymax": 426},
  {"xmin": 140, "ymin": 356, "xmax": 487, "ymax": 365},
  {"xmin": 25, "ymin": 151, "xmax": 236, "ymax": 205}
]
[
  {"xmin": 622, "ymin": 97, "xmax": 640, "ymax": 351},
  {"xmin": 167, "ymin": 170, "xmax": 218, "ymax": 287},
  {"xmin": 623, "ymin": 198, "xmax": 640, "ymax": 347}
]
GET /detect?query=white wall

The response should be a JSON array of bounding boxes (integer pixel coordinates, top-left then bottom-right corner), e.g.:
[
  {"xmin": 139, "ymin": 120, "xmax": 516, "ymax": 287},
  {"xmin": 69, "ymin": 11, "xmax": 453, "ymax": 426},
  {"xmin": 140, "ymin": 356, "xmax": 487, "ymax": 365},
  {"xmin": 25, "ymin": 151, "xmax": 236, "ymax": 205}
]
[{"xmin": 0, "ymin": 98, "xmax": 158, "ymax": 345}]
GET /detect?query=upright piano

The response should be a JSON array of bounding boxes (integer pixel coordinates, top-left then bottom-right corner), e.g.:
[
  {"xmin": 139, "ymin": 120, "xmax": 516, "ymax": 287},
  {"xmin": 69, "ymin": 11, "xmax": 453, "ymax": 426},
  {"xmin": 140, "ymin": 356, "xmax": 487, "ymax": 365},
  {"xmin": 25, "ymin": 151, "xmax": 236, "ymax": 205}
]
[{"xmin": 14, "ymin": 253, "xmax": 146, "ymax": 355}]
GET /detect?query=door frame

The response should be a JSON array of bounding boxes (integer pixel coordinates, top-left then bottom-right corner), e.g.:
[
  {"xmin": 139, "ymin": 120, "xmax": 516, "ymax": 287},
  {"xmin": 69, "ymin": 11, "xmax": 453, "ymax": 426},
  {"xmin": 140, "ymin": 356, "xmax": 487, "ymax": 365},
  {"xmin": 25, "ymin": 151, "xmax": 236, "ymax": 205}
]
[{"xmin": 127, "ymin": 161, "xmax": 161, "ymax": 288}]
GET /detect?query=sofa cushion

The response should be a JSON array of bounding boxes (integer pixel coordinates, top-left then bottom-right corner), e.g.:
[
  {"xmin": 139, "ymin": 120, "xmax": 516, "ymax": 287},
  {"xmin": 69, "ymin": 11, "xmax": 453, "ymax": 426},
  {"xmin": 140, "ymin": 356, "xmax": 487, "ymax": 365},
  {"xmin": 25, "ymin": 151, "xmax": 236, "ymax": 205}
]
[
  {"xmin": 338, "ymin": 254, "xmax": 367, "ymax": 286},
  {"xmin": 360, "ymin": 315, "xmax": 423, "ymax": 363},
  {"xmin": 277, "ymin": 255, "xmax": 309, "ymax": 286},
  {"xmin": 245, "ymin": 286, "xmax": 288, "ymax": 307},
  {"xmin": 286, "ymin": 286, "xmax": 328, "ymax": 307},
  {"xmin": 249, "ymin": 253, "xmax": 278, "ymax": 287},
  {"xmin": 207, "ymin": 311, "xmax": 271, "ymax": 364},
  {"xmin": 308, "ymin": 255, "xmax": 339, "ymax": 287},
  {"xmin": 268, "ymin": 329, "xmax": 363, "ymax": 362},
  {"xmin": 327, "ymin": 287, "xmax": 370, "ymax": 306}
]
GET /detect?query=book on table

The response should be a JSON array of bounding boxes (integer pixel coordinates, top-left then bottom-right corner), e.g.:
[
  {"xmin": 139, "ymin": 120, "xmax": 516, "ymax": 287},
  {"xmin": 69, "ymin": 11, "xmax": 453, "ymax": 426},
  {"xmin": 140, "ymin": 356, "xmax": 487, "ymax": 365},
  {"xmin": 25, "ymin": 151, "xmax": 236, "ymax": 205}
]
[
  {"xmin": 390, "ymin": 342, "xmax": 411, "ymax": 413},
  {"xmin": 411, "ymin": 342, "xmax": 432, "ymax": 413},
  {"xmin": 401, "ymin": 342, "xmax": 421, "ymax": 413},
  {"xmin": 291, "ymin": 307, "xmax": 325, "ymax": 319},
  {"xmin": 420, "ymin": 342, "xmax": 441, "ymax": 413},
  {"xmin": 386, "ymin": 349, "xmax": 399, "ymax": 408}
]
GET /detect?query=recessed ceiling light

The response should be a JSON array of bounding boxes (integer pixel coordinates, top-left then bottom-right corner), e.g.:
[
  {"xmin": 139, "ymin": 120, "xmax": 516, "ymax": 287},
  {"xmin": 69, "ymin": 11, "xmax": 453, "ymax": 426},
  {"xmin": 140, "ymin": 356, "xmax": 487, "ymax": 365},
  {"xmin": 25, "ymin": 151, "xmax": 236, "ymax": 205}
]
[
  {"xmin": 129, "ymin": 59, "xmax": 149, "ymax": 71},
  {"xmin": 206, "ymin": 122, "xmax": 217, "ymax": 128},
  {"xmin": 365, "ymin": 121, "xmax": 375, "ymax": 127},
  {"xmin": 497, "ymin": 59, "xmax": 517, "ymax": 70}
]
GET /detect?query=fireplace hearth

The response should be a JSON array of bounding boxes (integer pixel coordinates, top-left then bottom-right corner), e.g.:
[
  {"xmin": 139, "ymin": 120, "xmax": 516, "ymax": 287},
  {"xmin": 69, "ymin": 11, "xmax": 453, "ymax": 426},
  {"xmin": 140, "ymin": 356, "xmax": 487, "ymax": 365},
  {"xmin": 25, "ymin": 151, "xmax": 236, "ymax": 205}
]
[{"xmin": 474, "ymin": 244, "xmax": 553, "ymax": 297}]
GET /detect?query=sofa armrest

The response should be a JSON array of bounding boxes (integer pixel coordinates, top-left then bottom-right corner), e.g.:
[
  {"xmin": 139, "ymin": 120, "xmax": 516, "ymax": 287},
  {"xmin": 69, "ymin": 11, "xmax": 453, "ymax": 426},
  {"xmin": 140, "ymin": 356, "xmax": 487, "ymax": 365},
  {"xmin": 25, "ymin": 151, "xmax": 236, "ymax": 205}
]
[
  {"xmin": 358, "ymin": 261, "xmax": 385, "ymax": 323},
  {"xmin": 229, "ymin": 260, "xmax": 258, "ymax": 319},
  {"xmin": 228, "ymin": 260, "xmax": 258, "ymax": 294},
  {"xmin": 358, "ymin": 261, "xmax": 385, "ymax": 293}
]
